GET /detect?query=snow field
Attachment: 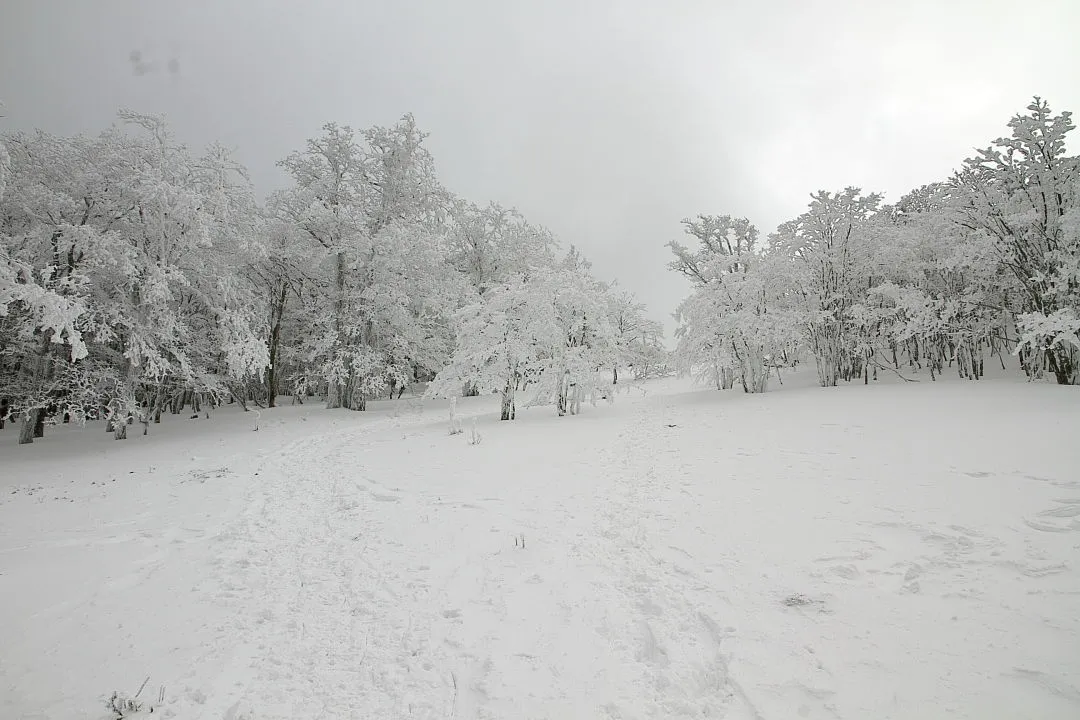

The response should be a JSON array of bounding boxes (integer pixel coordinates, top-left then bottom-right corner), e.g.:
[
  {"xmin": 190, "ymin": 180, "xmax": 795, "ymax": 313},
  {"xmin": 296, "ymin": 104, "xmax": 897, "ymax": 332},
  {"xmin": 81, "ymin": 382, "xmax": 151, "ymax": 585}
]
[{"xmin": 1, "ymin": 376, "xmax": 1079, "ymax": 719}]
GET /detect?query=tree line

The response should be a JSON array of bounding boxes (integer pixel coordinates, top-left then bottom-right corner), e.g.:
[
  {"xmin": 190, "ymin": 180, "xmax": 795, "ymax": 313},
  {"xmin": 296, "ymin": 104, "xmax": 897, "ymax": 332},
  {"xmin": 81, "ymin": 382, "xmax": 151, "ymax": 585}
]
[
  {"xmin": 670, "ymin": 98, "xmax": 1079, "ymax": 394},
  {"xmin": 0, "ymin": 112, "xmax": 665, "ymax": 444},
  {"xmin": 3, "ymin": 98, "xmax": 1074, "ymax": 446}
]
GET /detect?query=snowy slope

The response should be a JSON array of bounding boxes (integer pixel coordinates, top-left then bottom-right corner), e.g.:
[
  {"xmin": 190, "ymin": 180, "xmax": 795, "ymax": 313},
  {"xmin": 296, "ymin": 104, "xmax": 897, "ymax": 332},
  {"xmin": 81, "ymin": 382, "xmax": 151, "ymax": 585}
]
[{"xmin": 1, "ymin": 375, "xmax": 1079, "ymax": 719}]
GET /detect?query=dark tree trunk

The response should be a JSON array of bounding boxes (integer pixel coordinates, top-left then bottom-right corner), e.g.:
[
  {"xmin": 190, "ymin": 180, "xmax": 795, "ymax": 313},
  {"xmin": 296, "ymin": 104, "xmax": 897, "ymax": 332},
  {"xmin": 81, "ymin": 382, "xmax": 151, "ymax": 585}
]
[
  {"xmin": 556, "ymin": 370, "xmax": 571, "ymax": 416},
  {"xmin": 500, "ymin": 382, "xmax": 516, "ymax": 421},
  {"xmin": 19, "ymin": 332, "xmax": 54, "ymax": 444},
  {"xmin": 1048, "ymin": 346, "xmax": 1078, "ymax": 385},
  {"xmin": 19, "ymin": 409, "xmax": 41, "ymax": 445},
  {"xmin": 266, "ymin": 282, "xmax": 287, "ymax": 408},
  {"xmin": 326, "ymin": 251, "xmax": 349, "ymax": 410}
]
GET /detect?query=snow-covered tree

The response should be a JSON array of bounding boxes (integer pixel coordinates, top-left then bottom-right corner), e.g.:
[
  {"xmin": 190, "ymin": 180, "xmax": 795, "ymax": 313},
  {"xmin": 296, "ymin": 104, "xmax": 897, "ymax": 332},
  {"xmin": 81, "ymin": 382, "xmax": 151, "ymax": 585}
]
[
  {"xmin": 669, "ymin": 215, "xmax": 798, "ymax": 392},
  {"xmin": 446, "ymin": 200, "xmax": 557, "ymax": 296},
  {"xmin": 860, "ymin": 183, "xmax": 1014, "ymax": 381},
  {"xmin": 670, "ymin": 99, "xmax": 1079, "ymax": 392},
  {"xmin": 1, "ymin": 107, "xmax": 656, "ymax": 444},
  {"xmin": 544, "ymin": 249, "xmax": 619, "ymax": 415},
  {"xmin": 953, "ymin": 98, "xmax": 1080, "ymax": 384},
  {"xmin": 277, "ymin": 122, "xmax": 368, "ymax": 408},
  {"xmin": 1, "ymin": 112, "xmax": 267, "ymax": 442},
  {"xmin": 770, "ymin": 188, "xmax": 882, "ymax": 387},
  {"xmin": 607, "ymin": 289, "xmax": 665, "ymax": 383},
  {"xmin": 668, "ymin": 214, "xmax": 758, "ymax": 284},
  {"xmin": 426, "ymin": 272, "xmax": 555, "ymax": 420},
  {"xmin": 277, "ymin": 115, "xmax": 452, "ymax": 409},
  {"xmin": 428, "ymin": 248, "xmax": 621, "ymax": 419}
]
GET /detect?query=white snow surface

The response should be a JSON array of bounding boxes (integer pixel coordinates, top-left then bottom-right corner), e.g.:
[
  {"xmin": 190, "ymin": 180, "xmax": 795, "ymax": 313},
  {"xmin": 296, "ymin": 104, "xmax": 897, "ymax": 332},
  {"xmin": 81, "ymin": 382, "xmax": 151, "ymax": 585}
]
[{"xmin": 2, "ymin": 374, "xmax": 1079, "ymax": 719}]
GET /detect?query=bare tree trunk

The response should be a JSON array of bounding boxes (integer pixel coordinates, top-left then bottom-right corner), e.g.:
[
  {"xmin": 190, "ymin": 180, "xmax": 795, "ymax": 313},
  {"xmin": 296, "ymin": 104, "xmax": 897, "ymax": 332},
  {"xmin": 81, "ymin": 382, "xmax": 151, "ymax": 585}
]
[
  {"xmin": 1048, "ymin": 345, "xmax": 1079, "ymax": 385},
  {"xmin": 113, "ymin": 358, "xmax": 136, "ymax": 441},
  {"xmin": 266, "ymin": 281, "xmax": 288, "ymax": 408},
  {"xmin": 569, "ymin": 384, "xmax": 582, "ymax": 415},
  {"xmin": 327, "ymin": 251, "xmax": 349, "ymax": 409},
  {"xmin": 19, "ymin": 332, "xmax": 54, "ymax": 444},
  {"xmin": 500, "ymin": 381, "xmax": 516, "ymax": 421},
  {"xmin": 33, "ymin": 409, "xmax": 46, "ymax": 438},
  {"xmin": 556, "ymin": 369, "xmax": 570, "ymax": 416},
  {"xmin": 19, "ymin": 409, "xmax": 41, "ymax": 445}
]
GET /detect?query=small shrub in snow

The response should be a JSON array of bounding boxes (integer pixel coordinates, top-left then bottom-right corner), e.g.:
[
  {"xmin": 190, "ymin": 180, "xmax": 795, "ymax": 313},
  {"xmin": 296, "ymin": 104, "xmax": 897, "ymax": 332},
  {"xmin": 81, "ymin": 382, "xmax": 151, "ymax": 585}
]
[
  {"xmin": 105, "ymin": 676, "xmax": 163, "ymax": 717},
  {"xmin": 106, "ymin": 691, "xmax": 143, "ymax": 717},
  {"xmin": 782, "ymin": 593, "xmax": 826, "ymax": 611}
]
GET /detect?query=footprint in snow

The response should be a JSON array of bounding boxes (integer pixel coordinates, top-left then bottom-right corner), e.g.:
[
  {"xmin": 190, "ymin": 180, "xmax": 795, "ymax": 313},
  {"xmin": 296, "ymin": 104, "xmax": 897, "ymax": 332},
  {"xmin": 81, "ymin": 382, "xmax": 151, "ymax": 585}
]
[
  {"xmin": 827, "ymin": 564, "xmax": 861, "ymax": 580},
  {"xmin": 1024, "ymin": 498, "xmax": 1080, "ymax": 532},
  {"xmin": 370, "ymin": 492, "xmax": 400, "ymax": 503},
  {"xmin": 1039, "ymin": 500, "xmax": 1080, "ymax": 518}
]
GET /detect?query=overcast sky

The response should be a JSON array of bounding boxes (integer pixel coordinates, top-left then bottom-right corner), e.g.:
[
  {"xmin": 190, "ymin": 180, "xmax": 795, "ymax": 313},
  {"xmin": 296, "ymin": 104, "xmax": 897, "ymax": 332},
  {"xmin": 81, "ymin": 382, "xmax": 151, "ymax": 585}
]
[{"xmin": 3, "ymin": 0, "xmax": 1079, "ymax": 333}]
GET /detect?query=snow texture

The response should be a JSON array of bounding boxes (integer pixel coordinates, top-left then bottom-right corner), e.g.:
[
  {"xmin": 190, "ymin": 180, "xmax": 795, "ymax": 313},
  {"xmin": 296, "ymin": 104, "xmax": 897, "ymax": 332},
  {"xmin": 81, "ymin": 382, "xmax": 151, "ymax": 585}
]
[{"xmin": 2, "ymin": 373, "xmax": 1079, "ymax": 719}]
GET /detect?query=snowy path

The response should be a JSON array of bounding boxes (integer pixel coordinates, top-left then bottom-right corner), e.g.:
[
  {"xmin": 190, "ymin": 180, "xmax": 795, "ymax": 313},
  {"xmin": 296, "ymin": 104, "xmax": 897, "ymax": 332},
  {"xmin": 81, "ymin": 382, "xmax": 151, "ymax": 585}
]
[
  {"xmin": 3, "ymin": 378, "xmax": 1079, "ymax": 719},
  {"xmin": 162, "ymin": 396, "xmax": 766, "ymax": 718}
]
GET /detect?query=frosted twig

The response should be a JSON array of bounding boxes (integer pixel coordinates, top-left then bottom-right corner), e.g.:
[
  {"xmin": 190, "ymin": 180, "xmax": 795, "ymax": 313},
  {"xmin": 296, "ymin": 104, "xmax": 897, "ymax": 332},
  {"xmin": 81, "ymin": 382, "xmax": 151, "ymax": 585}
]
[{"xmin": 870, "ymin": 357, "xmax": 919, "ymax": 383}]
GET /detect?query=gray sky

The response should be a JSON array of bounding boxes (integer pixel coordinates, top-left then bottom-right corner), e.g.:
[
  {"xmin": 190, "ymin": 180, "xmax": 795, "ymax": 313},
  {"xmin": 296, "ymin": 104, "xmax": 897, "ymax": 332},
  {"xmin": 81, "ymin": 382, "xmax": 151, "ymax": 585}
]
[{"xmin": 3, "ymin": 0, "xmax": 1079, "ymax": 334}]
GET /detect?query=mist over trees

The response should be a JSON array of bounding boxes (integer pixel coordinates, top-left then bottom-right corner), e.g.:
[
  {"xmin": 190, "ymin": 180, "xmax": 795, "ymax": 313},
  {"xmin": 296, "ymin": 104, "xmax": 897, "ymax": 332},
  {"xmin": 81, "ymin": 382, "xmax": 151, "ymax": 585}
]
[
  {"xmin": 671, "ymin": 98, "xmax": 1080, "ymax": 393},
  {"xmin": 0, "ymin": 111, "xmax": 665, "ymax": 443}
]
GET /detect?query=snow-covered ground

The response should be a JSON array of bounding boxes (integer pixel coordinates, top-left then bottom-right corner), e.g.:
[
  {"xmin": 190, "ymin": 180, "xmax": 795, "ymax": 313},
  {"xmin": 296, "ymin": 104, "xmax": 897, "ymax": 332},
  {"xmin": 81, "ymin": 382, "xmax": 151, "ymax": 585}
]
[{"xmin": 2, "ymin": 373, "xmax": 1079, "ymax": 719}]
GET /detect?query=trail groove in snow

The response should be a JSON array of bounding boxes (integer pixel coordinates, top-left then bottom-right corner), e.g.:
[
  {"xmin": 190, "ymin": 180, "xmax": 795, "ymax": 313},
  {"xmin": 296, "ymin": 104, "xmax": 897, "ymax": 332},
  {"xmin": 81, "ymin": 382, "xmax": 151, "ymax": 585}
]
[{"xmin": 184, "ymin": 394, "xmax": 758, "ymax": 718}]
